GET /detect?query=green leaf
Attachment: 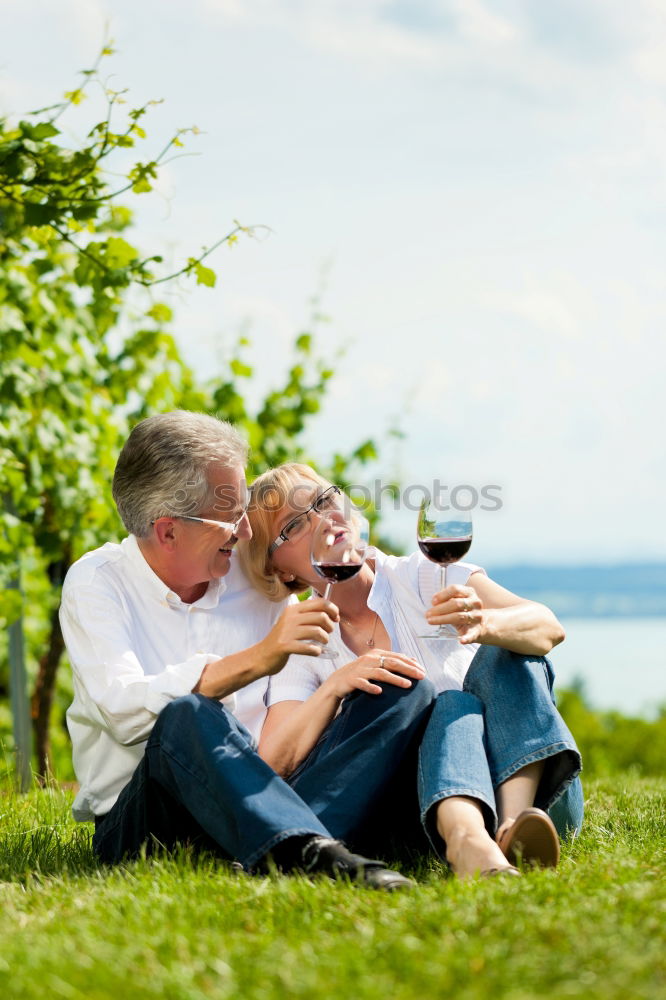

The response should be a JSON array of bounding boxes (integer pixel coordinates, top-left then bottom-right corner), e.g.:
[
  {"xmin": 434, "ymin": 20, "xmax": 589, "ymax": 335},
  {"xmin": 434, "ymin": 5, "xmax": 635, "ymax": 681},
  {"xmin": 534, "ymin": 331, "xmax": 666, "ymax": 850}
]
[
  {"xmin": 230, "ymin": 359, "xmax": 252, "ymax": 377},
  {"xmin": 353, "ymin": 440, "xmax": 378, "ymax": 463},
  {"xmin": 105, "ymin": 237, "xmax": 139, "ymax": 268},
  {"xmin": 146, "ymin": 303, "xmax": 173, "ymax": 323},
  {"xmin": 23, "ymin": 202, "xmax": 56, "ymax": 227},
  {"xmin": 194, "ymin": 263, "xmax": 217, "ymax": 288},
  {"xmin": 71, "ymin": 202, "xmax": 98, "ymax": 222},
  {"xmin": 31, "ymin": 122, "xmax": 60, "ymax": 140},
  {"xmin": 128, "ymin": 161, "xmax": 158, "ymax": 194},
  {"xmin": 194, "ymin": 262, "xmax": 216, "ymax": 287},
  {"xmin": 64, "ymin": 89, "xmax": 85, "ymax": 105}
]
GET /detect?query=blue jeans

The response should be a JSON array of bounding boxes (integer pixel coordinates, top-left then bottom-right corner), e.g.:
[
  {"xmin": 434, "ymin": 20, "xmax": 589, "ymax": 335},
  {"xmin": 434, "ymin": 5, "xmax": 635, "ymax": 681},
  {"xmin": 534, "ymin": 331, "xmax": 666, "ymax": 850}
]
[
  {"xmin": 92, "ymin": 679, "xmax": 437, "ymax": 870},
  {"xmin": 93, "ymin": 695, "xmax": 329, "ymax": 869},
  {"xmin": 283, "ymin": 646, "xmax": 582, "ymax": 861},
  {"xmin": 93, "ymin": 648, "xmax": 582, "ymax": 868},
  {"xmin": 417, "ymin": 646, "xmax": 583, "ymax": 857},
  {"xmin": 288, "ymin": 674, "xmax": 437, "ymax": 839}
]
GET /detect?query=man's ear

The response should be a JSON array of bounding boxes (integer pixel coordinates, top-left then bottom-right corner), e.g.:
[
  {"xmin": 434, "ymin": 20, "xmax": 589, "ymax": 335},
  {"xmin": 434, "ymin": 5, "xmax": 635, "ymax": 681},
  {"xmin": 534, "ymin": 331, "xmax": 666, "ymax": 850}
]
[{"xmin": 153, "ymin": 518, "xmax": 178, "ymax": 549}]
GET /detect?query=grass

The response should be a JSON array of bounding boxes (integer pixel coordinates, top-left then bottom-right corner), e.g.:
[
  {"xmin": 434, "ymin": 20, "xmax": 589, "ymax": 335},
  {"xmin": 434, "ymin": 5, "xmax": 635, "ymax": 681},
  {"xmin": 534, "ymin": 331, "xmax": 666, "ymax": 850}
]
[{"xmin": 0, "ymin": 776, "xmax": 664, "ymax": 1000}]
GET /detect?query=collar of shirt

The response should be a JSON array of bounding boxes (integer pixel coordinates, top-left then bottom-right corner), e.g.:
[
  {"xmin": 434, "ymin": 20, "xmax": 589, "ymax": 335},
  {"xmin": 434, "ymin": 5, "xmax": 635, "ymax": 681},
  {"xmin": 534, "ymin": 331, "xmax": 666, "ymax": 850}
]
[
  {"xmin": 123, "ymin": 534, "xmax": 228, "ymax": 610},
  {"xmin": 364, "ymin": 547, "xmax": 396, "ymax": 643}
]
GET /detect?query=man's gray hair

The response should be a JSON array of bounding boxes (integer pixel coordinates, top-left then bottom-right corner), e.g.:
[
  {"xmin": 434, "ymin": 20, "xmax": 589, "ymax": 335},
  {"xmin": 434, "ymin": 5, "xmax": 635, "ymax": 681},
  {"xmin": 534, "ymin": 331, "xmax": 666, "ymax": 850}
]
[{"xmin": 112, "ymin": 411, "xmax": 249, "ymax": 537}]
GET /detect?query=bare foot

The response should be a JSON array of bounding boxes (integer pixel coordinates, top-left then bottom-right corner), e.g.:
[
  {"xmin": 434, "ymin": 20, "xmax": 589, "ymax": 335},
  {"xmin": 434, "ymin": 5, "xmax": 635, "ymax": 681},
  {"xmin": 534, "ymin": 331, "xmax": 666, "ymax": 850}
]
[{"xmin": 445, "ymin": 827, "xmax": 519, "ymax": 880}]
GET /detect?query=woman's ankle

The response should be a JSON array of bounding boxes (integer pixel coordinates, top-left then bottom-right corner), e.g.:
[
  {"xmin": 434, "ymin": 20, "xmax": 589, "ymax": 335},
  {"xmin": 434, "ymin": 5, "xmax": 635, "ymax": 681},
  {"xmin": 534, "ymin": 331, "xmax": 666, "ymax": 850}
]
[{"xmin": 444, "ymin": 826, "xmax": 511, "ymax": 879}]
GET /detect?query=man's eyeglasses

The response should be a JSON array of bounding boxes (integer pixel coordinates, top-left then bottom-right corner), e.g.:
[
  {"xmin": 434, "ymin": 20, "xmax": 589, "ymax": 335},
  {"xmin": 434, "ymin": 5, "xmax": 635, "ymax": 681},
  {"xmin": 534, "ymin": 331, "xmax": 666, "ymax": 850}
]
[
  {"xmin": 269, "ymin": 485, "xmax": 342, "ymax": 554},
  {"xmin": 151, "ymin": 509, "xmax": 248, "ymax": 535}
]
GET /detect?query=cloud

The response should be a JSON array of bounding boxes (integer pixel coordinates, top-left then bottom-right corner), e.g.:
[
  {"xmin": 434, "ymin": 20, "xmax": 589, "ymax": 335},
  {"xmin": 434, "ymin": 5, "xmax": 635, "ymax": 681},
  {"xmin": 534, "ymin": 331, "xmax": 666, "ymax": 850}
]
[
  {"xmin": 447, "ymin": 0, "xmax": 520, "ymax": 45},
  {"xmin": 196, "ymin": 0, "xmax": 632, "ymax": 85},
  {"xmin": 501, "ymin": 289, "xmax": 581, "ymax": 341}
]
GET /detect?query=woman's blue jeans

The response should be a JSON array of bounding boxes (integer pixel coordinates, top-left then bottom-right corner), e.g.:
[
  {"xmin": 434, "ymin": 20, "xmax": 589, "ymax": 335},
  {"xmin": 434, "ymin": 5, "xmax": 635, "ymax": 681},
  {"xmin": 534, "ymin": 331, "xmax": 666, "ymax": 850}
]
[
  {"xmin": 417, "ymin": 645, "xmax": 583, "ymax": 856},
  {"xmin": 348, "ymin": 645, "xmax": 583, "ymax": 860}
]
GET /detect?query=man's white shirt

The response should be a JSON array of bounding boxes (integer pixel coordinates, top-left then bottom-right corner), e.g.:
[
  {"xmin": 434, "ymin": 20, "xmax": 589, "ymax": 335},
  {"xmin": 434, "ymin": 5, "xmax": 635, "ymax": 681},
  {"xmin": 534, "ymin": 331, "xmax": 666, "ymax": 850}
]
[{"xmin": 60, "ymin": 535, "xmax": 287, "ymax": 821}]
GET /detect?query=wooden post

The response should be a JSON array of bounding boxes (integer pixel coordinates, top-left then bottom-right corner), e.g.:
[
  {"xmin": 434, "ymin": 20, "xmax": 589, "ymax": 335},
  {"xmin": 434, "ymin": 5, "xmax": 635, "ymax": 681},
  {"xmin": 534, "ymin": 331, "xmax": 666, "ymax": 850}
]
[{"xmin": 8, "ymin": 574, "xmax": 32, "ymax": 792}]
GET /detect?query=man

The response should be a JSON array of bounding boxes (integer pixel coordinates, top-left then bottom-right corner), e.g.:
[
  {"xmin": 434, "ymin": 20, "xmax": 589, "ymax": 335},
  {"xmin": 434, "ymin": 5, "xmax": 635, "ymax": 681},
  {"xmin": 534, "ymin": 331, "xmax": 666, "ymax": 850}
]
[{"xmin": 61, "ymin": 411, "xmax": 431, "ymax": 888}]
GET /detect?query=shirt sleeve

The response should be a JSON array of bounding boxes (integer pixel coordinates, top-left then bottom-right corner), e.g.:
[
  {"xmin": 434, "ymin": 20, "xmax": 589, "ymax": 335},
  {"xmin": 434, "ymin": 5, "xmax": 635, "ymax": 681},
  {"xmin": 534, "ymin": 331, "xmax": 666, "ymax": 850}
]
[
  {"xmin": 415, "ymin": 552, "xmax": 487, "ymax": 608},
  {"xmin": 266, "ymin": 652, "xmax": 332, "ymax": 706},
  {"xmin": 60, "ymin": 579, "xmax": 234, "ymax": 747}
]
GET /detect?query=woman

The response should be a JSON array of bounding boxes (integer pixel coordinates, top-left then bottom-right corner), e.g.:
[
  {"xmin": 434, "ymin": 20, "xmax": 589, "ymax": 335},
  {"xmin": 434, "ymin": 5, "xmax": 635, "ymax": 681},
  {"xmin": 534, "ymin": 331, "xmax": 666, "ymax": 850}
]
[{"xmin": 239, "ymin": 463, "xmax": 583, "ymax": 879}]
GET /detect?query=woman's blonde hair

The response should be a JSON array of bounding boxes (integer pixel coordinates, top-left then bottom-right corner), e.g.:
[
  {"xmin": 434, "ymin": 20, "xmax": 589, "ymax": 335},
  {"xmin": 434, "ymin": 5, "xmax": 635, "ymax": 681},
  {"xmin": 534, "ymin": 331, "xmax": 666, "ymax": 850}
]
[{"xmin": 238, "ymin": 462, "xmax": 330, "ymax": 602}]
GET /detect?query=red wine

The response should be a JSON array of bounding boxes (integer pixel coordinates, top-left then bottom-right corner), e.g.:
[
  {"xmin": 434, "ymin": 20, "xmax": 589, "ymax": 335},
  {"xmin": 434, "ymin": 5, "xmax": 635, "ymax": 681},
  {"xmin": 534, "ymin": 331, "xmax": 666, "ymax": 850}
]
[
  {"xmin": 313, "ymin": 561, "xmax": 363, "ymax": 582},
  {"xmin": 418, "ymin": 538, "xmax": 472, "ymax": 564}
]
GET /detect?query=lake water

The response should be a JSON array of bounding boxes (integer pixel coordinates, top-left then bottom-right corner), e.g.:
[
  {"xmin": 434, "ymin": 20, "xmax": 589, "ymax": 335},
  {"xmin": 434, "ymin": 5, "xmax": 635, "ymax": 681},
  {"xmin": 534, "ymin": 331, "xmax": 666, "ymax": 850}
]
[{"xmin": 549, "ymin": 617, "xmax": 666, "ymax": 717}]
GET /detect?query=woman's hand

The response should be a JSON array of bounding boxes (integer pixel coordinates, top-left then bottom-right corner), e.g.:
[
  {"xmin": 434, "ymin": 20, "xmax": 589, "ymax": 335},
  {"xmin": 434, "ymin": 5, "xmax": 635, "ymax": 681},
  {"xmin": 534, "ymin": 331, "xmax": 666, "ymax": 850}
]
[
  {"xmin": 425, "ymin": 577, "xmax": 566, "ymax": 654},
  {"xmin": 322, "ymin": 650, "xmax": 426, "ymax": 699},
  {"xmin": 258, "ymin": 598, "xmax": 339, "ymax": 674},
  {"xmin": 425, "ymin": 584, "xmax": 487, "ymax": 645}
]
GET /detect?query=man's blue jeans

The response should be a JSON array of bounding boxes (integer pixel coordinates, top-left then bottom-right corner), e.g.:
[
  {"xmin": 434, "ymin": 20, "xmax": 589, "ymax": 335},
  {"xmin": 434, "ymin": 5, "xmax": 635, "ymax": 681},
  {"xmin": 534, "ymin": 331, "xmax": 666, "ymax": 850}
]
[{"xmin": 92, "ymin": 677, "xmax": 436, "ymax": 870}]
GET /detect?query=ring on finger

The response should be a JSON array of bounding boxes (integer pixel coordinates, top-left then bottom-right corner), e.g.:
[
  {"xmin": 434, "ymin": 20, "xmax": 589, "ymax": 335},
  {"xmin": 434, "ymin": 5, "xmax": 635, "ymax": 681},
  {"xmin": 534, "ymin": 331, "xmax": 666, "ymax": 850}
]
[{"xmin": 379, "ymin": 655, "xmax": 385, "ymax": 668}]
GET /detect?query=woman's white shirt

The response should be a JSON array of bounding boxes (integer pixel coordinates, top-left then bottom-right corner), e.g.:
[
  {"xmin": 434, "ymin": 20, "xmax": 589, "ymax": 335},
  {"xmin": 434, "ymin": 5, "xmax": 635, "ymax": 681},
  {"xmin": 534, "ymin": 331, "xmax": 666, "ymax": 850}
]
[{"xmin": 267, "ymin": 548, "xmax": 486, "ymax": 706}]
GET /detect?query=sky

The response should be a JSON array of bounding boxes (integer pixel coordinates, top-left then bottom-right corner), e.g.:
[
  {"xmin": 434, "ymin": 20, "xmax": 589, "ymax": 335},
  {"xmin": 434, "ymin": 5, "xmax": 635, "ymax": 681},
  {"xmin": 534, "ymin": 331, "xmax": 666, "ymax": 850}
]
[{"xmin": 3, "ymin": 0, "xmax": 666, "ymax": 563}]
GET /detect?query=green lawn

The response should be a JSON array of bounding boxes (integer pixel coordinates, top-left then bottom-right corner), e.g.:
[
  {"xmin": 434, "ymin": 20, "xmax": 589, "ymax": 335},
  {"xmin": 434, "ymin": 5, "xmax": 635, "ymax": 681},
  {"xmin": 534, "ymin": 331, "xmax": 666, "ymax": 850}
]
[{"xmin": 0, "ymin": 776, "xmax": 664, "ymax": 1000}]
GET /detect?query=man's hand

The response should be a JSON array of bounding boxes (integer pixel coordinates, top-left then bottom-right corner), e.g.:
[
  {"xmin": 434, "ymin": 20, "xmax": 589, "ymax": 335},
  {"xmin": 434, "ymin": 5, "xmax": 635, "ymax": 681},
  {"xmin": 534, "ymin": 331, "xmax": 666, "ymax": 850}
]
[
  {"xmin": 321, "ymin": 650, "xmax": 426, "ymax": 698},
  {"xmin": 257, "ymin": 598, "xmax": 340, "ymax": 675}
]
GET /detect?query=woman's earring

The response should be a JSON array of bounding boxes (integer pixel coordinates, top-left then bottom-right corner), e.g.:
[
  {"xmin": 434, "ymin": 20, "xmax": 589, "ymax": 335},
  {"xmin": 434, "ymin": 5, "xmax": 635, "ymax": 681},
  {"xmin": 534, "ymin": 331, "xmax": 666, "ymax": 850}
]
[{"xmin": 279, "ymin": 572, "xmax": 296, "ymax": 582}]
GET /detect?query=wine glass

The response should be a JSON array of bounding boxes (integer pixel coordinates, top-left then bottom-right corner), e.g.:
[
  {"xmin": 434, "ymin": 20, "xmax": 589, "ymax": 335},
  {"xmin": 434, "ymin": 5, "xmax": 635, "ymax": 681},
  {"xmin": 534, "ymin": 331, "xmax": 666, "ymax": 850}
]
[
  {"xmin": 310, "ymin": 502, "xmax": 369, "ymax": 659},
  {"xmin": 417, "ymin": 497, "xmax": 472, "ymax": 639}
]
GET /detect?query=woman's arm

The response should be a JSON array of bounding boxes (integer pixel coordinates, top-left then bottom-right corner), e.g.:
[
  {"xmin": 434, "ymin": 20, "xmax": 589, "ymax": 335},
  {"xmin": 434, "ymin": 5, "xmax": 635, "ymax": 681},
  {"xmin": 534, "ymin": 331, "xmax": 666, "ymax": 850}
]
[
  {"xmin": 259, "ymin": 693, "xmax": 342, "ymax": 777},
  {"xmin": 259, "ymin": 651, "xmax": 426, "ymax": 777},
  {"xmin": 426, "ymin": 574, "xmax": 565, "ymax": 656}
]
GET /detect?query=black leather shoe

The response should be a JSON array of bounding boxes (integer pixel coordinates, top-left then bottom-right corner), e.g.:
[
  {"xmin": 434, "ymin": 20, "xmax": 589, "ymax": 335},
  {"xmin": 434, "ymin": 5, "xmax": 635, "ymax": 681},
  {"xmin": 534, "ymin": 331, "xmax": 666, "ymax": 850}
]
[{"xmin": 300, "ymin": 836, "xmax": 414, "ymax": 891}]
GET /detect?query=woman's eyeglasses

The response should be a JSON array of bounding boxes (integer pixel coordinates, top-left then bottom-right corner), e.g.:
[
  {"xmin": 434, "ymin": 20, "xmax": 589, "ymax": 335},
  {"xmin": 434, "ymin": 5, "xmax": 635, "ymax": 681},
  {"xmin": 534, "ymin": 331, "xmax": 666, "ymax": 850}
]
[{"xmin": 269, "ymin": 486, "xmax": 342, "ymax": 553}]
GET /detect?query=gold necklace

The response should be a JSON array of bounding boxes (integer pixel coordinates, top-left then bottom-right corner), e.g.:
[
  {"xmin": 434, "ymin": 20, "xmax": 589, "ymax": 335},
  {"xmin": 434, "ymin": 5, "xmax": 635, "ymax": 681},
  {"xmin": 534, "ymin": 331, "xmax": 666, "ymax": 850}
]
[{"xmin": 341, "ymin": 611, "xmax": 380, "ymax": 648}]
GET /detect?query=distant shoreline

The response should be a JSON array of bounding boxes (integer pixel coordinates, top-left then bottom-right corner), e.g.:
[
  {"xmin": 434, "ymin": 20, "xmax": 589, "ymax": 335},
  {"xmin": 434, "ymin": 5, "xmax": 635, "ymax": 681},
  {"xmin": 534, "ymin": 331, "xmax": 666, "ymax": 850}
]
[{"xmin": 487, "ymin": 563, "xmax": 666, "ymax": 619}]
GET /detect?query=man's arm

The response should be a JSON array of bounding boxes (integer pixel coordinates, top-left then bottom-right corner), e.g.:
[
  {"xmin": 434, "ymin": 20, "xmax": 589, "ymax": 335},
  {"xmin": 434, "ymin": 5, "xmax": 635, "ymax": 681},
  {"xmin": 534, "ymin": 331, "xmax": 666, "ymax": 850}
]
[
  {"xmin": 61, "ymin": 581, "xmax": 212, "ymax": 745},
  {"xmin": 61, "ymin": 577, "xmax": 340, "ymax": 743},
  {"xmin": 193, "ymin": 600, "xmax": 341, "ymax": 697}
]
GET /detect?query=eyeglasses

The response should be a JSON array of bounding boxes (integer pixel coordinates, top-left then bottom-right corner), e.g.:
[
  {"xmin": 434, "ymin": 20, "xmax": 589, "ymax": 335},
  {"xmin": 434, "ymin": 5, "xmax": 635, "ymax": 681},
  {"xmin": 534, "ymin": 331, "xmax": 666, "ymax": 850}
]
[
  {"xmin": 150, "ymin": 509, "xmax": 248, "ymax": 535},
  {"xmin": 269, "ymin": 485, "xmax": 342, "ymax": 553},
  {"xmin": 179, "ymin": 513, "xmax": 246, "ymax": 533}
]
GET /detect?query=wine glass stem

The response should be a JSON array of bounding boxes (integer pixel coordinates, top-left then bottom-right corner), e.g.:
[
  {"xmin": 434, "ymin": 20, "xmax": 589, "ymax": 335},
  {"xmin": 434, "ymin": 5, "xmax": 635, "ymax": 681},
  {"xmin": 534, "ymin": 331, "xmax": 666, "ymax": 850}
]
[
  {"xmin": 438, "ymin": 565, "xmax": 447, "ymax": 636},
  {"xmin": 323, "ymin": 582, "xmax": 332, "ymax": 600}
]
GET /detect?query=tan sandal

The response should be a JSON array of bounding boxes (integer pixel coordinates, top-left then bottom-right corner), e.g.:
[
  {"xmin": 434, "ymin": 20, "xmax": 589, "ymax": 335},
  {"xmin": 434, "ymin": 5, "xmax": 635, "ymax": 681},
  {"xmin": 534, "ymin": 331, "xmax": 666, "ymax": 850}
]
[
  {"xmin": 496, "ymin": 808, "xmax": 560, "ymax": 869},
  {"xmin": 480, "ymin": 866, "xmax": 521, "ymax": 879}
]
